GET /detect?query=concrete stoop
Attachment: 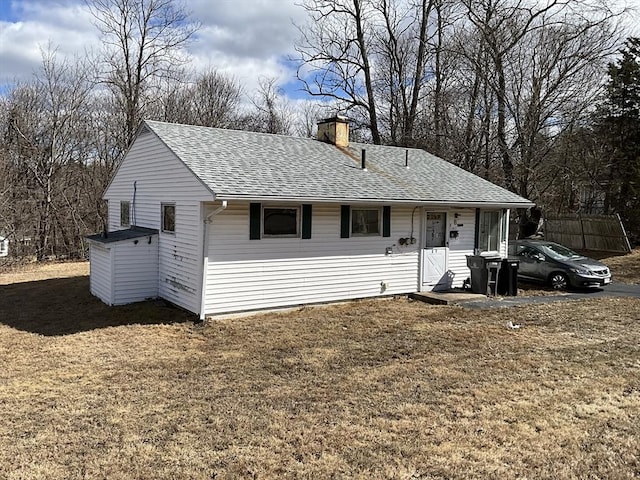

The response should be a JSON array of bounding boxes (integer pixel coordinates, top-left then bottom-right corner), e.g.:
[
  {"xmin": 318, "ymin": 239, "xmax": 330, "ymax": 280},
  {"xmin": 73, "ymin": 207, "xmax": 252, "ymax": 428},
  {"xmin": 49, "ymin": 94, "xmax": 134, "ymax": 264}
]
[{"xmin": 409, "ymin": 289, "xmax": 487, "ymax": 306}]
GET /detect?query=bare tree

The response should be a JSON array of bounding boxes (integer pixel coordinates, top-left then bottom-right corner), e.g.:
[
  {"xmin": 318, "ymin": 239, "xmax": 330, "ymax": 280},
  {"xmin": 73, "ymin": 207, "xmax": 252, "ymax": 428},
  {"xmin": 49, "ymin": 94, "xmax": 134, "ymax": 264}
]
[
  {"xmin": 154, "ymin": 69, "xmax": 243, "ymax": 128},
  {"xmin": 2, "ymin": 47, "xmax": 94, "ymax": 259},
  {"xmin": 241, "ymin": 77, "xmax": 295, "ymax": 135},
  {"xmin": 295, "ymin": 0, "xmax": 382, "ymax": 142},
  {"xmin": 459, "ymin": 0, "xmax": 623, "ymax": 194},
  {"xmin": 295, "ymin": 0, "xmax": 460, "ymax": 147},
  {"xmin": 293, "ymin": 101, "xmax": 327, "ymax": 138},
  {"xmin": 86, "ymin": 0, "xmax": 199, "ymax": 146}
]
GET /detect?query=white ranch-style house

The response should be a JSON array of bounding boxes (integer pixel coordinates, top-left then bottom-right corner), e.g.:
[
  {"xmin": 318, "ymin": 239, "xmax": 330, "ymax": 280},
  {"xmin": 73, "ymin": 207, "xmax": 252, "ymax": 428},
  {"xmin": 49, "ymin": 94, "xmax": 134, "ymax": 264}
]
[{"xmin": 87, "ymin": 117, "xmax": 533, "ymax": 318}]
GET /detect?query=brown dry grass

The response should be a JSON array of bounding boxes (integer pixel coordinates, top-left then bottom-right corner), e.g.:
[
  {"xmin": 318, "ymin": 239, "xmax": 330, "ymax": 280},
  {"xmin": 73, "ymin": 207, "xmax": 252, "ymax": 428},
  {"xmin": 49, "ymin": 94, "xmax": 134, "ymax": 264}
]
[
  {"xmin": 1, "ymin": 262, "xmax": 640, "ymax": 478},
  {"xmin": 0, "ymin": 261, "xmax": 89, "ymax": 285},
  {"xmin": 598, "ymin": 248, "xmax": 640, "ymax": 284}
]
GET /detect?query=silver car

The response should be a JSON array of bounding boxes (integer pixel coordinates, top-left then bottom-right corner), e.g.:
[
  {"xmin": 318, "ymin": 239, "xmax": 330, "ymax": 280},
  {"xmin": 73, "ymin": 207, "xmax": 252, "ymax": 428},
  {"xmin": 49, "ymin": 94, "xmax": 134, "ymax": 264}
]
[{"xmin": 509, "ymin": 240, "xmax": 612, "ymax": 290}]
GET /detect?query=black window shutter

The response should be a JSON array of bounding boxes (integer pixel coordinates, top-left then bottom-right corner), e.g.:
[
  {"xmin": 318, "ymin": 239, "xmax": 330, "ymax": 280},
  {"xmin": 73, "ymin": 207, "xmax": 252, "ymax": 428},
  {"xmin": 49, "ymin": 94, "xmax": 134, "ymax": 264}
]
[
  {"xmin": 302, "ymin": 204, "xmax": 312, "ymax": 239},
  {"xmin": 340, "ymin": 205, "xmax": 350, "ymax": 238},
  {"xmin": 249, "ymin": 203, "xmax": 261, "ymax": 240},
  {"xmin": 383, "ymin": 206, "xmax": 391, "ymax": 237}
]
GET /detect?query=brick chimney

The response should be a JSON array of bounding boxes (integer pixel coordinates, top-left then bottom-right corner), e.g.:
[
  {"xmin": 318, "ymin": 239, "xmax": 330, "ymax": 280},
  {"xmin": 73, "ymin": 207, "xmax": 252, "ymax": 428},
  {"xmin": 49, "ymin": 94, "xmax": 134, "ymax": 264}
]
[{"xmin": 317, "ymin": 116, "xmax": 349, "ymax": 147}]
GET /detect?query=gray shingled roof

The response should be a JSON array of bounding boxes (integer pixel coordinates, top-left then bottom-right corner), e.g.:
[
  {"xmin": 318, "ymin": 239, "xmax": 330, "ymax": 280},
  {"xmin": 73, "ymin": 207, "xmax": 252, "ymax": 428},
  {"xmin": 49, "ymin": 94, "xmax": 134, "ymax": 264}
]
[{"xmin": 143, "ymin": 120, "xmax": 532, "ymax": 207}]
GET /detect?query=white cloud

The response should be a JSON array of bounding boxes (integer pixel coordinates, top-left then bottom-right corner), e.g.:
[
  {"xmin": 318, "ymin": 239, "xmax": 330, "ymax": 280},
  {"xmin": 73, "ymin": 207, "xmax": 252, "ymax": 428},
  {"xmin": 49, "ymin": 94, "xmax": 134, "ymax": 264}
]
[
  {"xmin": 0, "ymin": 1, "xmax": 99, "ymax": 83},
  {"xmin": 189, "ymin": 0, "xmax": 305, "ymax": 57},
  {"xmin": 186, "ymin": 0, "xmax": 306, "ymax": 94},
  {"xmin": 0, "ymin": 0, "xmax": 307, "ymax": 97},
  {"xmin": 5, "ymin": 0, "xmax": 636, "ymax": 100}
]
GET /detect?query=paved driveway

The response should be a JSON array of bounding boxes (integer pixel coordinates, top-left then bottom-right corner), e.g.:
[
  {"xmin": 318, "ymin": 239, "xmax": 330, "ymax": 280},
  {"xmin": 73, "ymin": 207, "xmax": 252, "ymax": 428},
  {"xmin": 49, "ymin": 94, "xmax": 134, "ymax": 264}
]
[{"xmin": 462, "ymin": 282, "xmax": 640, "ymax": 309}]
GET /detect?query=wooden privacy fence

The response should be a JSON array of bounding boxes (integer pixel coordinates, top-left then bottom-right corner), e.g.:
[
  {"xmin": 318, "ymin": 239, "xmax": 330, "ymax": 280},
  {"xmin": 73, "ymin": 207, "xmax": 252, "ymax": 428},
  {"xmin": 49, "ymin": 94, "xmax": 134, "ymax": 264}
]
[{"xmin": 544, "ymin": 214, "xmax": 632, "ymax": 253}]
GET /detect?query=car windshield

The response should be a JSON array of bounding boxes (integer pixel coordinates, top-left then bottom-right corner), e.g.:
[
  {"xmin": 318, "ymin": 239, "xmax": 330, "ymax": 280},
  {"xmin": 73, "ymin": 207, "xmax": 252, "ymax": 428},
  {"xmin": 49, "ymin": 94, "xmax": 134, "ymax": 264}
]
[{"xmin": 537, "ymin": 243, "xmax": 582, "ymax": 260}]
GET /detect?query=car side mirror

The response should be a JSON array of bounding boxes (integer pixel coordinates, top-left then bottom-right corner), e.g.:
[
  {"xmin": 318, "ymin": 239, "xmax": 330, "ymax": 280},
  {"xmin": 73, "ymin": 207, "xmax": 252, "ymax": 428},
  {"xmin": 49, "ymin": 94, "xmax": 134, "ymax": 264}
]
[{"xmin": 533, "ymin": 253, "xmax": 545, "ymax": 262}]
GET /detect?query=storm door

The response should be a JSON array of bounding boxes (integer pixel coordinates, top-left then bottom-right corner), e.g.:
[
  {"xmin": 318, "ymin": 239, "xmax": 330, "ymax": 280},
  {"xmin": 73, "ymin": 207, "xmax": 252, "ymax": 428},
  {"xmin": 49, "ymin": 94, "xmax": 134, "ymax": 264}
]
[{"xmin": 421, "ymin": 212, "xmax": 449, "ymax": 289}]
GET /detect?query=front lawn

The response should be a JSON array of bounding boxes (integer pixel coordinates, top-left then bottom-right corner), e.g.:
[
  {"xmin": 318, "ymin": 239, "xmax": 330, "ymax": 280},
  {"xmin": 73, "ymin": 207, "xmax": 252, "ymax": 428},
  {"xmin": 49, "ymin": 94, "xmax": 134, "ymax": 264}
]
[{"xmin": 0, "ymin": 263, "xmax": 639, "ymax": 478}]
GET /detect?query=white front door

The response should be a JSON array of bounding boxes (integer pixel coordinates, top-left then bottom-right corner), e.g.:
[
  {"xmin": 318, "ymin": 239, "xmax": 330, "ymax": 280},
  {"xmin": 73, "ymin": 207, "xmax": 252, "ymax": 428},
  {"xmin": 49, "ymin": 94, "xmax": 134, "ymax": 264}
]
[{"xmin": 421, "ymin": 212, "xmax": 449, "ymax": 290}]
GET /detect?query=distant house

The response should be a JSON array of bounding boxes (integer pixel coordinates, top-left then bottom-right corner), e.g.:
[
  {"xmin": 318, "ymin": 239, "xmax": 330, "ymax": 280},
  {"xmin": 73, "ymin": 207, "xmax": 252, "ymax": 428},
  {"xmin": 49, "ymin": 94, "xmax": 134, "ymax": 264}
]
[
  {"xmin": 86, "ymin": 117, "xmax": 532, "ymax": 318},
  {"xmin": 0, "ymin": 235, "xmax": 7, "ymax": 258}
]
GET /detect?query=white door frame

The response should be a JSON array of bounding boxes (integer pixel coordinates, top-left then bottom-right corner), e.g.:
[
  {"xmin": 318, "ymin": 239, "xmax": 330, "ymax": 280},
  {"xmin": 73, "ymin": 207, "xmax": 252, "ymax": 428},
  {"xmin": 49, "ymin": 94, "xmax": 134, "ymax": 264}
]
[{"xmin": 420, "ymin": 210, "xmax": 450, "ymax": 291}]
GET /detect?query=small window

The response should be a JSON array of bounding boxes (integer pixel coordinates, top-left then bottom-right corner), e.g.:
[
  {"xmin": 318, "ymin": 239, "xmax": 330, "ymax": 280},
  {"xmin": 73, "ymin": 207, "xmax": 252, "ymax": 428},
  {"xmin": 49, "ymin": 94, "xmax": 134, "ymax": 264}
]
[
  {"xmin": 352, "ymin": 208, "xmax": 380, "ymax": 235},
  {"xmin": 263, "ymin": 207, "xmax": 299, "ymax": 237},
  {"xmin": 479, "ymin": 210, "xmax": 500, "ymax": 252},
  {"xmin": 120, "ymin": 201, "xmax": 130, "ymax": 227},
  {"xmin": 162, "ymin": 204, "xmax": 175, "ymax": 233}
]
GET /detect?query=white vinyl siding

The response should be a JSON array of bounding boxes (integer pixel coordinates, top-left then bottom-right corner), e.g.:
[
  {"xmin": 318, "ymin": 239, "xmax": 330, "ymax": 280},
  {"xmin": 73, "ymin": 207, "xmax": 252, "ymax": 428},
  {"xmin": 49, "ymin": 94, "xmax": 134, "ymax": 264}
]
[
  {"xmin": 112, "ymin": 237, "xmax": 158, "ymax": 304},
  {"xmin": 104, "ymin": 131, "xmax": 213, "ymax": 314},
  {"xmin": 158, "ymin": 202, "xmax": 203, "ymax": 311},
  {"xmin": 440, "ymin": 208, "xmax": 477, "ymax": 288},
  {"xmin": 203, "ymin": 203, "xmax": 419, "ymax": 315},
  {"xmin": 88, "ymin": 234, "xmax": 158, "ymax": 306},
  {"xmin": 89, "ymin": 243, "xmax": 112, "ymax": 305}
]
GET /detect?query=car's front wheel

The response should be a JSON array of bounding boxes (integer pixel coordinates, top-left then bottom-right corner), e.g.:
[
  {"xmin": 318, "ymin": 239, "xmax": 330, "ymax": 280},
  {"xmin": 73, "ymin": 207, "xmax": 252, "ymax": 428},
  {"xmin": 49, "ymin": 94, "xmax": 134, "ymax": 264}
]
[{"xmin": 549, "ymin": 272, "xmax": 569, "ymax": 290}]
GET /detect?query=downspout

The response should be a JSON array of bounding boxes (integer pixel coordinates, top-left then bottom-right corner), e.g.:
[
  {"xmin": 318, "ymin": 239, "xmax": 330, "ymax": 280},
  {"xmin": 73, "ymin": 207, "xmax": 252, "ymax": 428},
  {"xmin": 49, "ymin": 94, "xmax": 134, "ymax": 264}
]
[
  {"xmin": 132, "ymin": 181, "xmax": 137, "ymax": 226},
  {"xmin": 474, "ymin": 208, "xmax": 481, "ymax": 255},
  {"xmin": 502, "ymin": 208, "xmax": 509, "ymax": 258},
  {"xmin": 199, "ymin": 200, "xmax": 228, "ymax": 320}
]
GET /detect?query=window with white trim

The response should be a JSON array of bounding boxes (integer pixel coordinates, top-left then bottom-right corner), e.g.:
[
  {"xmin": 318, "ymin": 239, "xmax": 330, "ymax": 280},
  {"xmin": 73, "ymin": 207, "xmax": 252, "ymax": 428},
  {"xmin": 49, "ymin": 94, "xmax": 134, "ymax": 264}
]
[
  {"xmin": 263, "ymin": 207, "xmax": 299, "ymax": 237},
  {"xmin": 479, "ymin": 210, "xmax": 500, "ymax": 252},
  {"xmin": 352, "ymin": 208, "xmax": 380, "ymax": 235},
  {"xmin": 162, "ymin": 204, "xmax": 175, "ymax": 233},
  {"xmin": 120, "ymin": 201, "xmax": 130, "ymax": 227}
]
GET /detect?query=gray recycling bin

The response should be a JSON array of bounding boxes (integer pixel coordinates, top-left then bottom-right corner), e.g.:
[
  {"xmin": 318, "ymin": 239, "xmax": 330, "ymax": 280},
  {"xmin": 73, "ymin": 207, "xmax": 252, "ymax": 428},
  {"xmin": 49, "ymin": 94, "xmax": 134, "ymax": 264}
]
[
  {"xmin": 466, "ymin": 255, "xmax": 502, "ymax": 295},
  {"xmin": 497, "ymin": 258, "xmax": 519, "ymax": 296}
]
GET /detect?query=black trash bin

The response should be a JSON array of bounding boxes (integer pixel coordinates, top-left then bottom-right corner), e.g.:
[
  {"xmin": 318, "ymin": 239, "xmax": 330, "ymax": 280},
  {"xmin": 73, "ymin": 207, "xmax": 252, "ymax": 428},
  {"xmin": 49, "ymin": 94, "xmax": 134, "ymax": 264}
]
[
  {"xmin": 466, "ymin": 255, "xmax": 502, "ymax": 295},
  {"xmin": 497, "ymin": 258, "xmax": 519, "ymax": 296}
]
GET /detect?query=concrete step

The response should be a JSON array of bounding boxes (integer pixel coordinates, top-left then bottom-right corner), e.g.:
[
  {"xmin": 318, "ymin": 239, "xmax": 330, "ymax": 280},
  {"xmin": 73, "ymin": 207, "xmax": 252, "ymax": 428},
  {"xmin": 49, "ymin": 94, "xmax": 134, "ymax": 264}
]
[{"xmin": 409, "ymin": 290, "xmax": 487, "ymax": 306}]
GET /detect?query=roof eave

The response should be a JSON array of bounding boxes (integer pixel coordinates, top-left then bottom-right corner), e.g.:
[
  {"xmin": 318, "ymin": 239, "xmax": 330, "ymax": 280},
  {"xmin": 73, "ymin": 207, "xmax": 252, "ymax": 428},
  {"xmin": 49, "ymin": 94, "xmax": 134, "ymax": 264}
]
[{"xmin": 214, "ymin": 194, "xmax": 534, "ymax": 209}]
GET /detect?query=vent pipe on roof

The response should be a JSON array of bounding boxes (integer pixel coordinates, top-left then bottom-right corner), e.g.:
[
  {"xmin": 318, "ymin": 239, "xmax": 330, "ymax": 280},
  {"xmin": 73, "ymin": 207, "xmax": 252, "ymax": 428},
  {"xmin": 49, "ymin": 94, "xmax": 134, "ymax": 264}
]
[
  {"xmin": 405, "ymin": 149, "xmax": 409, "ymax": 169},
  {"xmin": 361, "ymin": 149, "xmax": 367, "ymax": 171}
]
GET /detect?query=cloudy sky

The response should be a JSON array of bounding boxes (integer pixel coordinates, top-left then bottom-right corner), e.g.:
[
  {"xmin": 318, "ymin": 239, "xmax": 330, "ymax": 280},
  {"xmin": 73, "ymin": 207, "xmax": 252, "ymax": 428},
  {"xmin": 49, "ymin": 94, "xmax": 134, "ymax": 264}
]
[
  {"xmin": 1, "ymin": 0, "xmax": 639, "ymax": 100},
  {"xmin": 0, "ymin": 0, "xmax": 309, "ymax": 97}
]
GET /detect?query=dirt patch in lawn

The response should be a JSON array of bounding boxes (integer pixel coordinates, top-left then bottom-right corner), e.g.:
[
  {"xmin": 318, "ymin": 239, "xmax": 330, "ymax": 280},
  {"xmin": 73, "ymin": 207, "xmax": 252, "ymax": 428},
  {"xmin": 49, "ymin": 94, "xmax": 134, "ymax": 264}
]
[{"xmin": 1, "ymin": 263, "xmax": 639, "ymax": 478}]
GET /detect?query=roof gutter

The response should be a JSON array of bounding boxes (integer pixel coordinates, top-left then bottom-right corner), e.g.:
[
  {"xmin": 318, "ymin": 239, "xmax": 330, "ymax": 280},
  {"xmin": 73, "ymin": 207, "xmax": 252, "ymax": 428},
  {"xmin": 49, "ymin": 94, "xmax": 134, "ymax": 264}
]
[
  {"xmin": 199, "ymin": 200, "xmax": 227, "ymax": 321},
  {"xmin": 213, "ymin": 195, "xmax": 534, "ymax": 209}
]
